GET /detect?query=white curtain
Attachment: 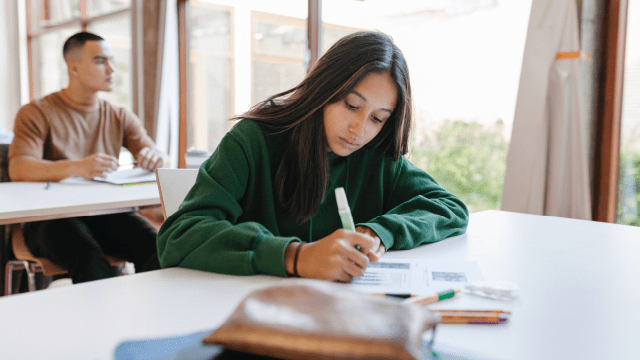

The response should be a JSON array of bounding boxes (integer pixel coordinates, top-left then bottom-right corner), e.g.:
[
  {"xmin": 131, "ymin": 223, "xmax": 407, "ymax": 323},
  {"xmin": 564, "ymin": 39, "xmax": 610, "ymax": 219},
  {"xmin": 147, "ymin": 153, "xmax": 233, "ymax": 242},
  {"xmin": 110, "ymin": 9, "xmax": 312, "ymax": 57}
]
[
  {"xmin": 151, "ymin": 0, "xmax": 180, "ymax": 169},
  {"xmin": 501, "ymin": 0, "xmax": 591, "ymax": 220}
]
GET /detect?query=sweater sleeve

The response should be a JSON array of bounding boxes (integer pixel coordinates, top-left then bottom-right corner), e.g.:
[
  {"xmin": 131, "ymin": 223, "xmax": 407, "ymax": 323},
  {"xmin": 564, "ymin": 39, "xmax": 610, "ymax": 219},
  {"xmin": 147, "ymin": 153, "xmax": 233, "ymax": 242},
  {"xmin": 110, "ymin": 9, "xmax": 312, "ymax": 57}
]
[
  {"xmin": 156, "ymin": 127, "xmax": 299, "ymax": 277},
  {"xmin": 8, "ymin": 104, "xmax": 48, "ymax": 161},
  {"xmin": 120, "ymin": 107, "xmax": 155, "ymax": 158},
  {"xmin": 359, "ymin": 156, "xmax": 469, "ymax": 251}
]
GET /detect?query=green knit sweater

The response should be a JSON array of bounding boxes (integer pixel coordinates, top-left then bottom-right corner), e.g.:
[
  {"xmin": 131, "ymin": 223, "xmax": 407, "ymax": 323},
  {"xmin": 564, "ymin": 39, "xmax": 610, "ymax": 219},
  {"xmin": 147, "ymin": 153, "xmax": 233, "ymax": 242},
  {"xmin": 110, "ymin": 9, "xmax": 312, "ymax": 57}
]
[{"xmin": 157, "ymin": 119, "xmax": 469, "ymax": 277}]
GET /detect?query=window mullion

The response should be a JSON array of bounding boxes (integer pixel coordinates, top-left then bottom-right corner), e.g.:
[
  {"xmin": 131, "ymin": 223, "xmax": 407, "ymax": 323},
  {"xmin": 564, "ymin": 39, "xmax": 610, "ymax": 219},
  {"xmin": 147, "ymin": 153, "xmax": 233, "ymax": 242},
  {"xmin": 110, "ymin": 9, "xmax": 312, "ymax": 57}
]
[{"xmin": 307, "ymin": 0, "xmax": 321, "ymax": 70}]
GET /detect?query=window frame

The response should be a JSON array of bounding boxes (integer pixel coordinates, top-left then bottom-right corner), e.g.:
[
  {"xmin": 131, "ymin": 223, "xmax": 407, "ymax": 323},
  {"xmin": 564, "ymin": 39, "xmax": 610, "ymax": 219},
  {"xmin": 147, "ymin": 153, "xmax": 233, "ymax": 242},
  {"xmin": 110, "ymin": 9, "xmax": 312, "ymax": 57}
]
[
  {"xmin": 26, "ymin": 0, "xmax": 133, "ymax": 102},
  {"xmin": 186, "ymin": 1, "xmax": 235, "ymax": 153},
  {"xmin": 594, "ymin": 0, "xmax": 629, "ymax": 222},
  {"xmin": 250, "ymin": 10, "xmax": 307, "ymax": 105},
  {"xmin": 177, "ymin": 0, "xmax": 321, "ymax": 168}
]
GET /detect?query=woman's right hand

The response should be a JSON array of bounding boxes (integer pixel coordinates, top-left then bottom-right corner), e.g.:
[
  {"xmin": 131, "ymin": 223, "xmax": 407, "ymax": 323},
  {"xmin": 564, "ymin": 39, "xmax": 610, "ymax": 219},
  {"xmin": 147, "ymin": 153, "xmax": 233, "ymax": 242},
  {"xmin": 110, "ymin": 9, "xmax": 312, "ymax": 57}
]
[{"xmin": 293, "ymin": 229, "xmax": 378, "ymax": 283}]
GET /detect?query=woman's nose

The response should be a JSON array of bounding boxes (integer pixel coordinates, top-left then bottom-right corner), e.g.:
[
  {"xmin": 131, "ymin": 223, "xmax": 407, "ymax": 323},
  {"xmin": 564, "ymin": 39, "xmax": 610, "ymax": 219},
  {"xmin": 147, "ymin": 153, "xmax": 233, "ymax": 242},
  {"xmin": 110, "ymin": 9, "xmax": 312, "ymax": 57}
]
[{"xmin": 349, "ymin": 115, "xmax": 367, "ymax": 138}]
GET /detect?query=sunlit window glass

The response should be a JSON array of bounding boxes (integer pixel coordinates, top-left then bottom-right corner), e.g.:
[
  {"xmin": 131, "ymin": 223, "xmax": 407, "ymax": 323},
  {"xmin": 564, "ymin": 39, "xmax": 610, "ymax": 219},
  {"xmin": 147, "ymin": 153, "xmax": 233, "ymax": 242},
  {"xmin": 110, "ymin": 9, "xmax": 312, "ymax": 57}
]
[
  {"xmin": 87, "ymin": 0, "xmax": 131, "ymax": 17},
  {"xmin": 184, "ymin": 0, "xmax": 307, "ymax": 153},
  {"xmin": 252, "ymin": 13, "xmax": 307, "ymax": 105},
  {"xmin": 88, "ymin": 15, "xmax": 133, "ymax": 112},
  {"xmin": 322, "ymin": 0, "xmax": 532, "ymax": 212},
  {"xmin": 187, "ymin": 3, "xmax": 233, "ymax": 153},
  {"xmin": 32, "ymin": 0, "xmax": 81, "ymax": 31},
  {"xmin": 34, "ymin": 28, "xmax": 80, "ymax": 97}
]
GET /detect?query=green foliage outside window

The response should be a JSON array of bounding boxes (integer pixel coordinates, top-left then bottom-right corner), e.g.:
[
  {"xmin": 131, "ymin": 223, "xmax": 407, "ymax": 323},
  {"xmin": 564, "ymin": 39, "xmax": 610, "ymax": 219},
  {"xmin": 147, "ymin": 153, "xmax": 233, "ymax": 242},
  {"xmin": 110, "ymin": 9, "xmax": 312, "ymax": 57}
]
[
  {"xmin": 409, "ymin": 120, "xmax": 509, "ymax": 213},
  {"xmin": 618, "ymin": 149, "xmax": 640, "ymax": 226}
]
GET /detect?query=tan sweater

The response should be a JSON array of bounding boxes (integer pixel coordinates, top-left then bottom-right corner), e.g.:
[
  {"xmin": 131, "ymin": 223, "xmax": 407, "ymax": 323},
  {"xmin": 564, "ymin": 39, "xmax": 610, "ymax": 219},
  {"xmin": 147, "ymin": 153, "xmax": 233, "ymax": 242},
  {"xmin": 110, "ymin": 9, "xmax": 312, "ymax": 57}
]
[{"xmin": 9, "ymin": 90, "xmax": 154, "ymax": 162}]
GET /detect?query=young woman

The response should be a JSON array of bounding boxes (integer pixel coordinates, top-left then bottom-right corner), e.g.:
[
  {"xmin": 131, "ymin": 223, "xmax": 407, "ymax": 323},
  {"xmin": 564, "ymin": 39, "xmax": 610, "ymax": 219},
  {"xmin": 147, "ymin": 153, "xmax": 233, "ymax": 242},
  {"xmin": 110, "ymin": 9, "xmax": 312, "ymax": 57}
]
[{"xmin": 157, "ymin": 31, "xmax": 468, "ymax": 282}]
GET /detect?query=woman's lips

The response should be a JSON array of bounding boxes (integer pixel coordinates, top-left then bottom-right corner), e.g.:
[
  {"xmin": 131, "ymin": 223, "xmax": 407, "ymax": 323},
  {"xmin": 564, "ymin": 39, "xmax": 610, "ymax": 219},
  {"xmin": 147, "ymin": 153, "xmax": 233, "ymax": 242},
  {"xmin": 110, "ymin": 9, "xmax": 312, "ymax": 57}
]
[{"xmin": 339, "ymin": 137, "xmax": 359, "ymax": 148}]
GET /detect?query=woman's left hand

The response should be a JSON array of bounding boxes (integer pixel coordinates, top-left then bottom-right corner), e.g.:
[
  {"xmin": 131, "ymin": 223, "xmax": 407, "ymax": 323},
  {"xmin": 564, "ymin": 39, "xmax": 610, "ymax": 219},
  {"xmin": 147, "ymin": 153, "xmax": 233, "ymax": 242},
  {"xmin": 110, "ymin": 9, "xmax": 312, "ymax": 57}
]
[{"xmin": 356, "ymin": 226, "xmax": 386, "ymax": 262}]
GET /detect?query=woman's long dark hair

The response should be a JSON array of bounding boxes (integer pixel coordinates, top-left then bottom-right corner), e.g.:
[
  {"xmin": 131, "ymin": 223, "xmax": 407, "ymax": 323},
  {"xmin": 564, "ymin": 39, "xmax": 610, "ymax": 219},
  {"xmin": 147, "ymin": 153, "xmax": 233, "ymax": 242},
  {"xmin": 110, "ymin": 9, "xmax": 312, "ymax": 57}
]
[{"xmin": 234, "ymin": 31, "xmax": 412, "ymax": 222}]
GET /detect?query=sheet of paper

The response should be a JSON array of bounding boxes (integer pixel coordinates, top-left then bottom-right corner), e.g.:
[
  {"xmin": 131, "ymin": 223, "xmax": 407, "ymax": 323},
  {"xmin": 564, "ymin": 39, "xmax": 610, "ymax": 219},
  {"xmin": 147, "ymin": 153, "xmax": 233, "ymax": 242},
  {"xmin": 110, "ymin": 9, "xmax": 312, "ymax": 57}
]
[
  {"xmin": 347, "ymin": 259, "xmax": 483, "ymax": 295},
  {"xmin": 93, "ymin": 168, "xmax": 156, "ymax": 185}
]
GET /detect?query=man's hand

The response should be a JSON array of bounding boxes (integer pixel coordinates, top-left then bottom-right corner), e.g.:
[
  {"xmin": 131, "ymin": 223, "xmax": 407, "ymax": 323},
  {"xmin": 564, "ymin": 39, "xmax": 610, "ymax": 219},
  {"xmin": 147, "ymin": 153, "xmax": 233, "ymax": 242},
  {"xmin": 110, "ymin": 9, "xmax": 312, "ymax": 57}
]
[
  {"xmin": 356, "ymin": 226, "xmax": 386, "ymax": 262},
  {"xmin": 136, "ymin": 147, "xmax": 166, "ymax": 172},
  {"xmin": 75, "ymin": 153, "xmax": 119, "ymax": 179}
]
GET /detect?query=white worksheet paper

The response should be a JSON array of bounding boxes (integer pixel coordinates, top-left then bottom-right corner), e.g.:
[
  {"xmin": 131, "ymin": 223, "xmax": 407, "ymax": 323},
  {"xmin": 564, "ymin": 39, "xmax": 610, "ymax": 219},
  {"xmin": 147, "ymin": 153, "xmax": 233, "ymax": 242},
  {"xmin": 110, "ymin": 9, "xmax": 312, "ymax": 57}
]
[{"xmin": 348, "ymin": 259, "xmax": 483, "ymax": 295}]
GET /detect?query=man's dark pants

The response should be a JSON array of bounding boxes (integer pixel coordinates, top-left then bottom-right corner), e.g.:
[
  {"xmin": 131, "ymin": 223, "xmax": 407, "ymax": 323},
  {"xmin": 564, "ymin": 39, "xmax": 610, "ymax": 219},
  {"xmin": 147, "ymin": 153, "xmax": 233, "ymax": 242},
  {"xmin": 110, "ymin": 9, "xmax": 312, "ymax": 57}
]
[{"xmin": 23, "ymin": 212, "xmax": 160, "ymax": 284}]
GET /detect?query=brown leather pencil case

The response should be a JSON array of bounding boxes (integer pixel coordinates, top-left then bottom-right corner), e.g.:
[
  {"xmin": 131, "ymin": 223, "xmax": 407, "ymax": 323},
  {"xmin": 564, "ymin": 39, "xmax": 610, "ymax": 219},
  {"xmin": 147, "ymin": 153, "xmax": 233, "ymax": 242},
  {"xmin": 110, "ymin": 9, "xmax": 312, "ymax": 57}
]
[{"xmin": 203, "ymin": 279, "xmax": 438, "ymax": 360}]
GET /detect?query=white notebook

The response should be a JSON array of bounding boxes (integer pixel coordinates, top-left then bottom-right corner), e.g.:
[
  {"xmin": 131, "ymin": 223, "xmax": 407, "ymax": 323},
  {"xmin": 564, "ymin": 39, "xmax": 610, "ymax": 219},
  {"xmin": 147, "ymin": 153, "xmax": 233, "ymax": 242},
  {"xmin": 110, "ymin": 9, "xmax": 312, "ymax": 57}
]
[{"xmin": 93, "ymin": 168, "xmax": 156, "ymax": 185}]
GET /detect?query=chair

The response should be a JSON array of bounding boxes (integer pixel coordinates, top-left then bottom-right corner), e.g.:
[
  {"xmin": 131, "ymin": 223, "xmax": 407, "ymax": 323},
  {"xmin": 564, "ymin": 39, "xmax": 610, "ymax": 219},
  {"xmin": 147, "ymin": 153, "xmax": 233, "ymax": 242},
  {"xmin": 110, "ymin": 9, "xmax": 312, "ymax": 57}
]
[
  {"xmin": 155, "ymin": 168, "xmax": 199, "ymax": 219},
  {"xmin": 1, "ymin": 139, "xmax": 127, "ymax": 295},
  {"xmin": 4, "ymin": 224, "xmax": 126, "ymax": 295}
]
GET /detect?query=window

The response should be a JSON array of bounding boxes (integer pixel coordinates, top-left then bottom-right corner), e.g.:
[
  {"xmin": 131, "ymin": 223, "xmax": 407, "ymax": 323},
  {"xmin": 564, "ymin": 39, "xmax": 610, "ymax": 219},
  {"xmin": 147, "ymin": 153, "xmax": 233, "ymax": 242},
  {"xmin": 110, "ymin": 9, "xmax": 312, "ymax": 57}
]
[
  {"xmin": 31, "ymin": 28, "xmax": 80, "ymax": 98},
  {"xmin": 251, "ymin": 11, "xmax": 307, "ymax": 106},
  {"xmin": 186, "ymin": 2, "xmax": 233, "ymax": 152},
  {"xmin": 182, "ymin": 0, "xmax": 308, "ymax": 154},
  {"xmin": 87, "ymin": 14, "xmax": 132, "ymax": 110},
  {"xmin": 321, "ymin": 0, "xmax": 532, "ymax": 212},
  {"xmin": 27, "ymin": 0, "xmax": 133, "ymax": 111},
  {"xmin": 617, "ymin": 0, "xmax": 640, "ymax": 226},
  {"xmin": 178, "ymin": 0, "xmax": 531, "ymax": 206}
]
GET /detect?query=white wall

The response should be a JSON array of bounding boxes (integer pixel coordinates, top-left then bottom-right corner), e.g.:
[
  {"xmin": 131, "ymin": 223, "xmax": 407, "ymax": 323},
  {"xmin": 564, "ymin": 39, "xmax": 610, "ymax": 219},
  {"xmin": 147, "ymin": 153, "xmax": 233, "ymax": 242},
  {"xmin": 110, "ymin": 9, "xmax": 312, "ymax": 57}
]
[{"xmin": 0, "ymin": 0, "xmax": 24, "ymax": 134}]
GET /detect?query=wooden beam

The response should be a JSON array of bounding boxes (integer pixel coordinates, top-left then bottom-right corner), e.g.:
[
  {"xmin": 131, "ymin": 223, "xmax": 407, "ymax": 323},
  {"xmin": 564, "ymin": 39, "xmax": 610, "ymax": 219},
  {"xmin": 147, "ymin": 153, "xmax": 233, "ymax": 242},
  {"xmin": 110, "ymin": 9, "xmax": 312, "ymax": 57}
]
[
  {"xmin": 307, "ymin": 0, "xmax": 321, "ymax": 70},
  {"xmin": 26, "ymin": 0, "xmax": 34, "ymax": 101},
  {"xmin": 178, "ymin": 0, "xmax": 188, "ymax": 169},
  {"xmin": 80, "ymin": 0, "xmax": 87, "ymax": 31},
  {"xmin": 43, "ymin": 0, "xmax": 49, "ymax": 21},
  {"xmin": 593, "ymin": 0, "xmax": 628, "ymax": 222}
]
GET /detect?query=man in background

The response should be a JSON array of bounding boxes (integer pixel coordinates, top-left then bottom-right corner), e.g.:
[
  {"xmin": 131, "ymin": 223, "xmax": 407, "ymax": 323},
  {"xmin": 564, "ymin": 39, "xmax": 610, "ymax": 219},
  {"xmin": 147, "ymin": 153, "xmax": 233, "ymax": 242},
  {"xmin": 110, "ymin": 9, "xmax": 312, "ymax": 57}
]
[{"xmin": 8, "ymin": 32, "xmax": 166, "ymax": 284}]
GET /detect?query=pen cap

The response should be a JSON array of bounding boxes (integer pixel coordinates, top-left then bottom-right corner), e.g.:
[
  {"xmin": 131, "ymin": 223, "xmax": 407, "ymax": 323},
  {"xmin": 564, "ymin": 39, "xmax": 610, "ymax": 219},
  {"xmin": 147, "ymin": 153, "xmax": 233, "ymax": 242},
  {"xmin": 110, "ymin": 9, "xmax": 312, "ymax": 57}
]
[{"xmin": 335, "ymin": 187, "xmax": 349, "ymax": 211}]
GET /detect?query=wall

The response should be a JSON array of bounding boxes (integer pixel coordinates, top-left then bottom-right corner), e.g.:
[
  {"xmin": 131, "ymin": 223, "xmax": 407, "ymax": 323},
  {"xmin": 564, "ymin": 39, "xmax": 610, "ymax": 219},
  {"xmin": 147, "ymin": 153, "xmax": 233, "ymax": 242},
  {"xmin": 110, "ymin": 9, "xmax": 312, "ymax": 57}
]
[{"xmin": 0, "ymin": 0, "xmax": 22, "ymax": 134}]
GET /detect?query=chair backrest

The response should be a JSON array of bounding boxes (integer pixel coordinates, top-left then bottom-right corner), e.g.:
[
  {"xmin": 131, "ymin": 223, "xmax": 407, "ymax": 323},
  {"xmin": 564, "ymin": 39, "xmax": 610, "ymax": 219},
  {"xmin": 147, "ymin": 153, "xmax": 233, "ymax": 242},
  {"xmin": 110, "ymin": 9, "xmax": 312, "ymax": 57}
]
[{"xmin": 155, "ymin": 168, "xmax": 199, "ymax": 219}]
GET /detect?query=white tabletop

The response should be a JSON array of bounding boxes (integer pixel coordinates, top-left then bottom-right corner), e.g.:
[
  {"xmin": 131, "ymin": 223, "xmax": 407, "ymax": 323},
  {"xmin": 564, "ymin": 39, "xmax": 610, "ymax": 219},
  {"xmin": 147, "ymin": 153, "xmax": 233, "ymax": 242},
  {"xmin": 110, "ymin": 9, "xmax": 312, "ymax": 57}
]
[
  {"xmin": 0, "ymin": 210, "xmax": 638, "ymax": 359},
  {"xmin": 0, "ymin": 178, "xmax": 160, "ymax": 225}
]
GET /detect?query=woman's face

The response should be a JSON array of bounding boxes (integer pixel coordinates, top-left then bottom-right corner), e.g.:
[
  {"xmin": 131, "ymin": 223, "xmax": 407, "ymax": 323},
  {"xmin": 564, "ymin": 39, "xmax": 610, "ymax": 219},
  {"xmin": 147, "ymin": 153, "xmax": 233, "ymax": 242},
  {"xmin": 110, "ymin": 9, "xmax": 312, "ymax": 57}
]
[{"xmin": 323, "ymin": 71, "xmax": 398, "ymax": 157}]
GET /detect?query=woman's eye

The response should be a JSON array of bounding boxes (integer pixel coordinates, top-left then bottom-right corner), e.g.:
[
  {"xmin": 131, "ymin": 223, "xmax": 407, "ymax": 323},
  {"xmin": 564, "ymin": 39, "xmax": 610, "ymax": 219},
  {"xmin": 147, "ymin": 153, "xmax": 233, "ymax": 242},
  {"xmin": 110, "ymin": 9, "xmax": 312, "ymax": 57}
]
[
  {"xmin": 345, "ymin": 101, "xmax": 357, "ymax": 110},
  {"xmin": 372, "ymin": 116, "xmax": 382, "ymax": 123}
]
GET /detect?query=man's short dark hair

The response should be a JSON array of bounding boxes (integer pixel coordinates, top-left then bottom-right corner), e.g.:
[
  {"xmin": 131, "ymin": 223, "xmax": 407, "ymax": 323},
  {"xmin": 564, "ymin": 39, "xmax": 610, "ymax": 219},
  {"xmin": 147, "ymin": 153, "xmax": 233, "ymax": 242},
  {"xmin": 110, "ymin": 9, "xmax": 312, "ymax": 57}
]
[{"xmin": 63, "ymin": 32, "xmax": 104, "ymax": 61}]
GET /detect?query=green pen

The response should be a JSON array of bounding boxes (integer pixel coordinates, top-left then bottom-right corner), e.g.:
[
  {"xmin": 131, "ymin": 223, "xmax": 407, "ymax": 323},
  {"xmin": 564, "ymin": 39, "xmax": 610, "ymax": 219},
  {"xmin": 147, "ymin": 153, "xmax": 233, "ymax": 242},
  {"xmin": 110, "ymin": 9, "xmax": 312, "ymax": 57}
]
[{"xmin": 335, "ymin": 187, "xmax": 360, "ymax": 251}]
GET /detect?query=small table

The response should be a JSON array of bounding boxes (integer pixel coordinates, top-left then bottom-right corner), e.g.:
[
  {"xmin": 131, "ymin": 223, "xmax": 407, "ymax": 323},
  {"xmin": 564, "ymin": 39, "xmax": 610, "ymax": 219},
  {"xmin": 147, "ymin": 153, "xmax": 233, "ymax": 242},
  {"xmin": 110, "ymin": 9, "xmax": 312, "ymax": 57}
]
[
  {"xmin": 0, "ymin": 178, "xmax": 160, "ymax": 225},
  {"xmin": 0, "ymin": 178, "xmax": 160, "ymax": 292}
]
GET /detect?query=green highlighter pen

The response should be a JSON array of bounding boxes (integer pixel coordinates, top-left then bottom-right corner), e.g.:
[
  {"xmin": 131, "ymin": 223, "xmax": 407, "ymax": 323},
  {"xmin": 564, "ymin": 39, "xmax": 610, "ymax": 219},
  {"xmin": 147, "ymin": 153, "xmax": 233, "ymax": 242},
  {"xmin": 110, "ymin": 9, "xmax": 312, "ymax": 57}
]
[{"xmin": 335, "ymin": 187, "xmax": 360, "ymax": 250}]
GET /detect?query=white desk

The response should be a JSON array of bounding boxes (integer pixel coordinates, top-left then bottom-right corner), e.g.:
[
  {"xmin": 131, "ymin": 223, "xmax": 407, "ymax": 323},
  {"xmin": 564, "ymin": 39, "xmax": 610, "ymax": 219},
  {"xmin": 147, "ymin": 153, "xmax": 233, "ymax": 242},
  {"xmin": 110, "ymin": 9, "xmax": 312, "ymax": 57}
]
[
  {"xmin": 0, "ymin": 210, "xmax": 638, "ymax": 359},
  {"xmin": 0, "ymin": 179, "xmax": 160, "ymax": 225}
]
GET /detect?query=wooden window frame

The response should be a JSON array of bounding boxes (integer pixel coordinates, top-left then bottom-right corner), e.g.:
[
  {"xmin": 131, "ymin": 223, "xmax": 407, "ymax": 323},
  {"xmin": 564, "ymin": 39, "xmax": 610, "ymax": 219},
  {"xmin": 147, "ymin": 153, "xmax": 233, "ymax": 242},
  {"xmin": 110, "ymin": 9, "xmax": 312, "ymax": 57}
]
[
  {"xmin": 26, "ymin": 0, "xmax": 132, "ymax": 102},
  {"xmin": 177, "ymin": 0, "xmax": 321, "ymax": 168},
  {"xmin": 250, "ymin": 10, "xmax": 307, "ymax": 105},
  {"xmin": 593, "ymin": 0, "xmax": 629, "ymax": 222}
]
